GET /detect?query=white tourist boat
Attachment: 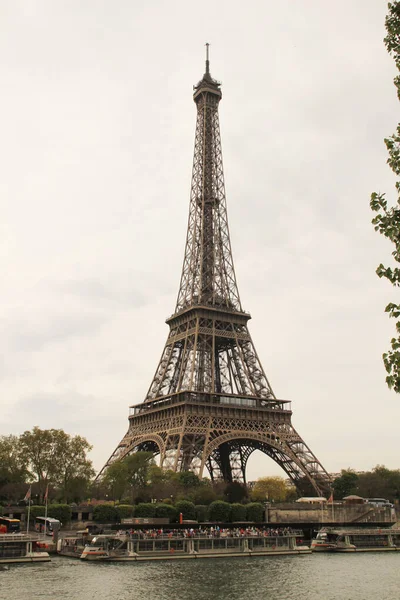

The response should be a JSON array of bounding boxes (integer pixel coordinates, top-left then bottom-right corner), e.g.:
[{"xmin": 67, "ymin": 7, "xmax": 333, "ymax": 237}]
[{"xmin": 80, "ymin": 532, "xmax": 310, "ymax": 562}]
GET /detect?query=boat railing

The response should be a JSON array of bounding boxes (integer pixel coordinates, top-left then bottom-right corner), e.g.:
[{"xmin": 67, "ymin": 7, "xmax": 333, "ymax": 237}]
[
  {"xmin": 318, "ymin": 527, "xmax": 400, "ymax": 536},
  {"xmin": 0, "ymin": 533, "xmax": 41, "ymax": 542},
  {"xmin": 130, "ymin": 392, "xmax": 291, "ymax": 415},
  {"xmin": 130, "ymin": 535, "xmax": 298, "ymax": 554},
  {"xmin": 122, "ymin": 531, "xmax": 301, "ymax": 540}
]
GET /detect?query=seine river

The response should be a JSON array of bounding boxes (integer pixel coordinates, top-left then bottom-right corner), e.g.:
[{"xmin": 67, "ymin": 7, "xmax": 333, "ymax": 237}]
[{"xmin": 2, "ymin": 553, "xmax": 399, "ymax": 600}]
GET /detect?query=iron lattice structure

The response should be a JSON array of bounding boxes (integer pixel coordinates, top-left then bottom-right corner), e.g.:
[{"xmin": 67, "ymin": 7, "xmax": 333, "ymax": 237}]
[{"xmin": 99, "ymin": 53, "xmax": 331, "ymax": 495}]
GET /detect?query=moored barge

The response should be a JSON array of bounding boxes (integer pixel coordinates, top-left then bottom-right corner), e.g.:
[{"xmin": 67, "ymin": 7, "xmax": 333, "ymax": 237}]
[
  {"xmin": 0, "ymin": 534, "xmax": 51, "ymax": 564},
  {"xmin": 80, "ymin": 531, "xmax": 310, "ymax": 561}
]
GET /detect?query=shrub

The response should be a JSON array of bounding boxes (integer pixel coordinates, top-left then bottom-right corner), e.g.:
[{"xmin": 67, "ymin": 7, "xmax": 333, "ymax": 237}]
[
  {"xmin": 134, "ymin": 503, "xmax": 156, "ymax": 518},
  {"xmin": 161, "ymin": 497, "xmax": 173, "ymax": 505},
  {"xmin": 93, "ymin": 504, "xmax": 118, "ymax": 523},
  {"xmin": 194, "ymin": 505, "xmax": 207, "ymax": 522},
  {"xmin": 174, "ymin": 500, "xmax": 196, "ymax": 521},
  {"xmin": 177, "ymin": 471, "xmax": 201, "ymax": 488},
  {"xmin": 246, "ymin": 502, "xmax": 264, "ymax": 522},
  {"xmin": 207, "ymin": 501, "xmax": 231, "ymax": 522},
  {"xmin": 48, "ymin": 504, "xmax": 71, "ymax": 524},
  {"xmin": 115, "ymin": 504, "xmax": 134, "ymax": 520},
  {"xmin": 230, "ymin": 503, "xmax": 247, "ymax": 522},
  {"xmin": 191, "ymin": 486, "xmax": 218, "ymax": 505},
  {"xmin": 30, "ymin": 505, "xmax": 45, "ymax": 518},
  {"xmin": 155, "ymin": 503, "xmax": 176, "ymax": 521}
]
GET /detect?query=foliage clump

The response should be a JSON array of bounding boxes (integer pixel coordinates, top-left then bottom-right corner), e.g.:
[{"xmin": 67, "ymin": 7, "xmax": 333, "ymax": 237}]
[
  {"xmin": 245, "ymin": 503, "xmax": 264, "ymax": 522},
  {"xmin": 207, "ymin": 500, "xmax": 231, "ymax": 522},
  {"xmin": 371, "ymin": 1, "xmax": 400, "ymax": 392}
]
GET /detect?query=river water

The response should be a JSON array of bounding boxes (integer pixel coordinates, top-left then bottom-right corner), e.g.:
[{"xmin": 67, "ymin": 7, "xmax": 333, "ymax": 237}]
[{"xmin": 2, "ymin": 553, "xmax": 399, "ymax": 600}]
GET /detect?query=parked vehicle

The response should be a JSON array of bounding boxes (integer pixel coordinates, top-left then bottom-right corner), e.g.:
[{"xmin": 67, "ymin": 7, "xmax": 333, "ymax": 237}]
[
  {"xmin": 34, "ymin": 517, "xmax": 61, "ymax": 536},
  {"xmin": 366, "ymin": 498, "xmax": 394, "ymax": 508},
  {"xmin": 0, "ymin": 517, "xmax": 21, "ymax": 534}
]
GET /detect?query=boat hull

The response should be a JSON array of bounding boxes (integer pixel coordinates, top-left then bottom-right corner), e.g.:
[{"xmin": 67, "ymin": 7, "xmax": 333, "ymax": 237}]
[{"xmin": 0, "ymin": 552, "xmax": 50, "ymax": 564}]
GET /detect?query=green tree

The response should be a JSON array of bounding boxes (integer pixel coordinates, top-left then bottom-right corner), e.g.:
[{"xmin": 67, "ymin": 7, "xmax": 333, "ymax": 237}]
[
  {"xmin": 250, "ymin": 476, "xmax": 289, "ymax": 503},
  {"xmin": 285, "ymin": 486, "xmax": 298, "ymax": 502},
  {"xmin": 63, "ymin": 476, "xmax": 90, "ymax": 504},
  {"xmin": 103, "ymin": 460, "xmax": 129, "ymax": 502},
  {"xmin": 57, "ymin": 435, "xmax": 95, "ymax": 502},
  {"xmin": 124, "ymin": 452, "xmax": 154, "ymax": 493},
  {"xmin": 177, "ymin": 471, "xmax": 201, "ymax": 489},
  {"xmin": 332, "ymin": 469, "xmax": 359, "ymax": 500},
  {"xmin": 357, "ymin": 465, "xmax": 400, "ymax": 502},
  {"xmin": 147, "ymin": 466, "xmax": 179, "ymax": 502},
  {"xmin": 224, "ymin": 481, "xmax": 248, "ymax": 503},
  {"xmin": 190, "ymin": 484, "xmax": 218, "ymax": 506},
  {"xmin": 19, "ymin": 427, "xmax": 94, "ymax": 501},
  {"xmin": 0, "ymin": 435, "xmax": 28, "ymax": 487},
  {"xmin": 371, "ymin": 1, "xmax": 400, "ymax": 392}
]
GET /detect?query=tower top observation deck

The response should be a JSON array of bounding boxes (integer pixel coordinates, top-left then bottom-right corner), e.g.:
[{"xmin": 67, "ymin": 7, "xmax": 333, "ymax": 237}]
[{"xmin": 193, "ymin": 43, "xmax": 222, "ymax": 101}]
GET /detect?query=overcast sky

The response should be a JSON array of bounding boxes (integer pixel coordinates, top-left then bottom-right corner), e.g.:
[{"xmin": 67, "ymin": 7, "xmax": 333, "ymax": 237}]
[{"xmin": 1, "ymin": 0, "xmax": 399, "ymax": 481}]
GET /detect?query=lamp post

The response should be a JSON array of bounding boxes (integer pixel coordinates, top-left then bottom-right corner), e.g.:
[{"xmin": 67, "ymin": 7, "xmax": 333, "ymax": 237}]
[{"xmin": 264, "ymin": 493, "xmax": 270, "ymax": 523}]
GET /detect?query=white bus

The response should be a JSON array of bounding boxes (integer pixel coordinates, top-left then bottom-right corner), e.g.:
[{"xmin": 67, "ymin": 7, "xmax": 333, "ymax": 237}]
[
  {"xmin": 34, "ymin": 516, "xmax": 61, "ymax": 536},
  {"xmin": 296, "ymin": 497, "xmax": 328, "ymax": 504}
]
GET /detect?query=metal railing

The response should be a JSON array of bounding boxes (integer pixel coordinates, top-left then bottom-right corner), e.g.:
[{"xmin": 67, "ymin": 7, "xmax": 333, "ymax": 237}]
[{"xmin": 130, "ymin": 392, "xmax": 291, "ymax": 415}]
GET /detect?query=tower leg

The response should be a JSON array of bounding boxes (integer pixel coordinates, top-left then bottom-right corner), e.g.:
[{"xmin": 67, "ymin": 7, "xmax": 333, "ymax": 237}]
[{"xmin": 217, "ymin": 443, "xmax": 233, "ymax": 483}]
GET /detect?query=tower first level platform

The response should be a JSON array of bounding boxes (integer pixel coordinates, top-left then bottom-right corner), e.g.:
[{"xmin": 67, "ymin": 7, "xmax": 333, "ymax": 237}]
[{"xmin": 100, "ymin": 389, "xmax": 330, "ymax": 496}]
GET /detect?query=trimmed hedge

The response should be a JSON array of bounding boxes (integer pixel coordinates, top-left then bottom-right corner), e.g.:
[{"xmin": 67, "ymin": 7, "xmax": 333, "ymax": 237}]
[
  {"xmin": 115, "ymin": 504, "xmax": 134, "ymax": 519},
  {"xmin": 174, "ymin": 500, "xmax": 196, "ymax": 521},
  {"xmin": 30, "ymin": 505, "xmax": 45, "ymax": 518},
  {"xmin": 48, "ymin": 504, "xmax": 71, "ymax": 524},
  {"xmin": 93, "ymin": 504, "xmax": 118, "ymax": 522},
  {"xmin": 29, "ymin": 504, "xmax": 71, "ymax": 524},
  {"xmin": 194, "ymin": 505, "xmax": 207, "ymax": 522},
  {"xmin": 230, "ymin": 503, "xmax": 247, "ymax": 522},
  {"xmin": 207, "ymin": 501, "xmax": 231, "ymax": 522},
  {"xmin": 134, "ymin": 503, "xmax": 156, "ymax": 518},
  {"xmin": 246, "ymin": 502, "xmax": 264, "ymax": 522},
  {"xmin": 155, "ymin": 503, "xmax": 177, "ymax": 521}
]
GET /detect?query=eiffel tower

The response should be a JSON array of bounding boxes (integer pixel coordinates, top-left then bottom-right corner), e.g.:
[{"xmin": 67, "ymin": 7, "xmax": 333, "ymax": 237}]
[{"xmin": 99, "ymin": 48, "xmax": 331, "ymax": 495}]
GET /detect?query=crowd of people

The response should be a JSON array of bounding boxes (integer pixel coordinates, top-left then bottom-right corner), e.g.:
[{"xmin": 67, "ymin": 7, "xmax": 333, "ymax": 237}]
[{"xmin": 116, "ymin": 526, "xmax": 300, "ymax": 539}]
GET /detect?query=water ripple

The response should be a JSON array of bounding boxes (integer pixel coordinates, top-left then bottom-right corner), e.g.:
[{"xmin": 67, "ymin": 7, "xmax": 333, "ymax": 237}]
[{"xmin": 1, "ymin": 553, "xmax": 400, "ymax": 600}]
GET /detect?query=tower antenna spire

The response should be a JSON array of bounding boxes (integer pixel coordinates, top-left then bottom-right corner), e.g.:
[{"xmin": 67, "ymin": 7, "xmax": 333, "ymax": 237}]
[{"xmin": 205, "ymin": 42, "xmax": 210, "ymax": 74}]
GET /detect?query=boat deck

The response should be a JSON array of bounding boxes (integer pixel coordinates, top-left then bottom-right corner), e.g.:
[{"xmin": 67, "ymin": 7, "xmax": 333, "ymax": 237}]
[
  {"xmin": 0, "ymin": 533, "xmax": 51, "ymax": 564},
  {"xmin": 78, "ymin": 533, "xmax": 310, "ymax": 562}
]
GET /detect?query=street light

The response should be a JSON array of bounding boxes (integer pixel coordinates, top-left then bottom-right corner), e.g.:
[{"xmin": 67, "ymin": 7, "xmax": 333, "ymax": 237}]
[{"xmin": 264, "ymin": 493, "xmax": 270, "ymax": 523}]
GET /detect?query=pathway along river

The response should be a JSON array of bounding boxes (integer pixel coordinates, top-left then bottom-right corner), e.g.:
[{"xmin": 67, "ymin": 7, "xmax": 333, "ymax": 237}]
[{"xmin": 2, "ymin": 553, "xmax": 399, "ymax": 600}]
